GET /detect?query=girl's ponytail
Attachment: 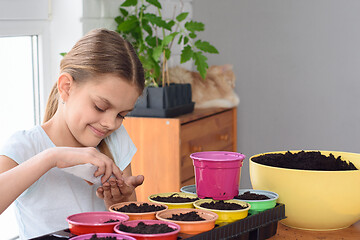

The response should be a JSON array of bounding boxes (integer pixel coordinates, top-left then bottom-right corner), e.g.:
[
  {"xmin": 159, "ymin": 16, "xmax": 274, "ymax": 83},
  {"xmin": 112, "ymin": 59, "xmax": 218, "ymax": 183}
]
[{"xmin": 43, "ymin": 82, "xmax": 59, "ymax": 123}]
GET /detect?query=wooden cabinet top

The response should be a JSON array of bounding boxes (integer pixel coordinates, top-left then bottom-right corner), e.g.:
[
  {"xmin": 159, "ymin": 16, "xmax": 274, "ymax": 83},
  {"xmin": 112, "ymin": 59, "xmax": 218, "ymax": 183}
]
[{"xmin": 127, "ymin": 107, "xmax": 235, "ymax": 125}]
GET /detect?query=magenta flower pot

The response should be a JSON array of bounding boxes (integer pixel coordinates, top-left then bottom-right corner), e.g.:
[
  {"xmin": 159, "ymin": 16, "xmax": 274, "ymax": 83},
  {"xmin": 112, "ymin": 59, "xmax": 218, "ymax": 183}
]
[{"xmin": 191, "ymin": 151, "xmax": 245, "ymax": 200}]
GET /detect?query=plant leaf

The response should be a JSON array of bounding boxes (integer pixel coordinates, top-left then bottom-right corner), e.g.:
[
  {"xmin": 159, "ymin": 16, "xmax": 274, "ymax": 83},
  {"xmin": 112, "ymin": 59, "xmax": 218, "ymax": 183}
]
[
  {"xmin": 180, "ymin": 45, "xmax": 193, "ymax": 63},
  {"xmin": 185, "ymin": 21, "xmax": 205, "ymax": 32},
  {"xmin": 114, "ymin": 16, "xmax": 124, "ymax": 25},
  {"xmin": 194, "ymin": 40, "xmax": 219, "ymax": 54},
  {"xmin": 144, "ymin": 13, "xmax": 171, "ymax": 30},
  {"xmin": 177, "ymin": 35, "xmax": 183, "ymax": 45},
  {"xmin": 165, "ymin": 48, "xmax": 171, "ymax": 59},
  {"xmin": 142, "ymin": 21, "xmax": 153, "ymax": 36},
  {"xmin": 193, "ymin": 51, "xmax": 208, "ymax": 79},
  {"xmin": 183, "ymin": 36, "xmax": 189, "ymax": 45},
  {"xmin": 121, "ymin": 0, "xmax": 137, "ymax": 7},
  {"xmin": 167, "ymin": 20, "xmax": 175, "ymax": 28},
  {"xmin": 176, "ymin": 12, "xmax": 189, "ymax": 22},
  {"xmin": 117, "ymin": 16, "xmax": 139, "ymax": 32},
  {"xmin": 189, "ymin": 32, "xmax": 197, "ymax": 39},
  {"xmin": 152, "ymin": 46, "xmax": 163, "ymax": 61},
  {"xmin": 146, "ymin": 0, "xmax": 162, "ymax": 9},
  {"xmin": 119, "ymin": 8, "xmax": 128, "ymax": 17},
  {"xmin": 145, "ymin": 36, "xmax": 157, "ymax": 47},
  {"xmin": 139, "ymin": 55, "xmax": 154, "ymax": 71},
  {"xmin": 162, "ymin": 32, "xmax": 178, "ymax": 46},
  {"xmin": 60, "ymin": 52, "xmax": 67, "ymax": 57}
]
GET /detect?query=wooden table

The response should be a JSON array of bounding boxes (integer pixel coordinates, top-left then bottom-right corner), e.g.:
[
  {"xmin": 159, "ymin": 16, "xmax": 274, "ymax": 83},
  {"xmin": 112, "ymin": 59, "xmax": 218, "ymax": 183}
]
[{"xmin": 270, "ymin": 221, "xmax": 360, "ymax": 239}]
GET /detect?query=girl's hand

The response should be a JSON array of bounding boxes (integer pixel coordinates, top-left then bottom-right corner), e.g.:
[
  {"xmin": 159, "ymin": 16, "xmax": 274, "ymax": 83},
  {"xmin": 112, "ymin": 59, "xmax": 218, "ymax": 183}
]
[
  {"xmin": 96, "ymin": 175, "xmax": 144, "ymax": 209},
  {"xmin": 50, "ymin": 147, "xmax": 123, "ymax": 183}
]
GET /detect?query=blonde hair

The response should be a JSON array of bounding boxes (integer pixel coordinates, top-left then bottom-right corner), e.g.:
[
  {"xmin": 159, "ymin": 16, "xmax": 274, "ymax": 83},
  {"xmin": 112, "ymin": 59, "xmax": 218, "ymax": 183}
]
[{"xmin": 43, "ymin": 28, "xmax": 145, "ymax": 160}]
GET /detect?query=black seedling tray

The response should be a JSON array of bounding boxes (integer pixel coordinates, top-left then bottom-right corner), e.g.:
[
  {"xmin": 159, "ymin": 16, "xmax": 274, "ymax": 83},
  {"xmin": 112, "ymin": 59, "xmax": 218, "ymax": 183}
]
[
  {"xmin": 182, "ymin": 203, "xmax": 285, "ymax": 240},
  {"xmin": 31, "ymin": 204, "xmax": 285, "ymax": 240}
]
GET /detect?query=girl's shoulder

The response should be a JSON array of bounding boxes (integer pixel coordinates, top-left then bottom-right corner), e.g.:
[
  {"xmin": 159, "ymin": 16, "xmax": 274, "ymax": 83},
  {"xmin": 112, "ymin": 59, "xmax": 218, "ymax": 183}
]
[
  {"xmin": 0, "ymin": 125, "xmax": 54, "ymax": 164},
  {"xmin": 4, "ymin": 125, "xmax": 52, "ymax": 146}
]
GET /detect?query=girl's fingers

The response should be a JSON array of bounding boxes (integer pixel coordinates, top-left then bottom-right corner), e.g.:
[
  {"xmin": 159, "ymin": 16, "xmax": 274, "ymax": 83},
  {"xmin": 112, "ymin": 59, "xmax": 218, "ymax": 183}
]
[
  {"xmin": 112, "ymin": 164, "xmax": 123, "ymax": 180},
  {"xmin": 102, "ymin": 182, "xmax": 112, "ymax": 199},
  {"xmin": 109, "ymin": 178, "xmax": 121, "ymax": 199},
  {"xmin": 116, "ymin": 178, "xmax": 124, "ymax": 188},
  {"xmin": 96, "ymin": 186, "xmax": 104, "ymax": 199},
  {"xmin": 118, "ymin": 175, "xmax": 142, "ymax": 196},
  {"xmin": 126, "ymin": 175, "xmax": 144, "ymax": 188},
  {"xmin": 93, "ymin": 159, "xmax": 106, "ymax": 177}
]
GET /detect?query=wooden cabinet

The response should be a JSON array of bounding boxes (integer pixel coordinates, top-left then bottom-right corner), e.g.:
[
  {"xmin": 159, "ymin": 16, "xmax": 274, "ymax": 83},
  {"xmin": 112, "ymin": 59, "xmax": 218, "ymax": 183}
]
[{"xmin": 123, "ymin": 107, "xmax": 237, "ymax": 201}]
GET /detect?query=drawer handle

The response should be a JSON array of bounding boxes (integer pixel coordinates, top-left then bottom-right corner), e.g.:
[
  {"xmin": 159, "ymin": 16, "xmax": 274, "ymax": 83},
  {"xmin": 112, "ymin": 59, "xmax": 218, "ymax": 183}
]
[
  {"xmin": 191, "ymin": 146, "xmax": 203, "ymax": 152},
  {"xmin": 220, "ymin": 134, "xmax": 229, "ymax": 141}
]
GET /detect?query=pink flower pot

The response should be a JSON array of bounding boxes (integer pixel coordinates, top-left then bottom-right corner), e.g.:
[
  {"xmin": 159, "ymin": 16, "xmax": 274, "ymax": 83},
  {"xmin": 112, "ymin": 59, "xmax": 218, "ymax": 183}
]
[{"xmin": 191, "ymin": 151, "xmax": 245, "ymax": 200}]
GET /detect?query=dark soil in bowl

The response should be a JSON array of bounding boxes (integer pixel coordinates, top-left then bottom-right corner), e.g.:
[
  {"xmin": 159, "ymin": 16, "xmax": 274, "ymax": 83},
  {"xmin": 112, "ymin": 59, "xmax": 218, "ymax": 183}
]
[
  {"xmin": 87, "ymin": 234, "xmax": 117, "ymax": 240},
  {"xmin": 112, "ymin": 203, "xmax": 166, "ymax": 213},
  {"xmin": 117, "ymin": 221, "xmax": 175, "ymax": 234},
  {"xmin": 251, "ymin": 150, "xmax": 358, "ymax": 171},
  {"xmin": 151, "ymin": 193, "xmax": 198, "ymax": 203},
  {"xmin": 235, "ymin": 191, "xmax": 270, "ymax": 200},
  {"xmin": 103, "ymin": 219, "xmax": 120, "ymax": 223},
  {"xmin": 200, "ymin": 200, "xmax": 248, "ymax": 210},
  {"xmin": 167, "ymin": 211, "xmax": 205, "ymax": 221}
]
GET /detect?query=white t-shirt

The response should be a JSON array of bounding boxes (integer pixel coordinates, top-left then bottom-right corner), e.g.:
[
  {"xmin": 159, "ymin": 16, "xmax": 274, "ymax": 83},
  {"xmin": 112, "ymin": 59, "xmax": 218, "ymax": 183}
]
[{"xmin": 0, "ymin": 125, "xmax": 136, "ymax": 239}]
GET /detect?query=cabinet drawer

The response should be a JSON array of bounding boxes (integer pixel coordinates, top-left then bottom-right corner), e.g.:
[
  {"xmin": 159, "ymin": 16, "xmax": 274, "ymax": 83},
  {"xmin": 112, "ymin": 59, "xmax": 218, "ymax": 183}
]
[{"xmin": 179, "ymin": 110, "xmax": 235, "ymax": 183}]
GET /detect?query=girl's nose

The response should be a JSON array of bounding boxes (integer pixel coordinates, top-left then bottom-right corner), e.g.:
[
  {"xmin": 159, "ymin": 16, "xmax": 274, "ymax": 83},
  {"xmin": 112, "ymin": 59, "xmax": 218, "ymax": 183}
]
[{"xmin": 100, "ymin": 114, "xmax": 120, "ymax": 130}]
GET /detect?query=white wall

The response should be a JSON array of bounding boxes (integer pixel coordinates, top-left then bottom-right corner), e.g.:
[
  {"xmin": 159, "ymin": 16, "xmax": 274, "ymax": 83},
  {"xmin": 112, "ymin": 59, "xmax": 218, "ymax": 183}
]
[
  {"xmin": 193, "ymin": 0, "xmax": 360, "ymax": 188},
  {"xmin": 45, "ymin": 0, "xmax": 194, "ymax": 100}
]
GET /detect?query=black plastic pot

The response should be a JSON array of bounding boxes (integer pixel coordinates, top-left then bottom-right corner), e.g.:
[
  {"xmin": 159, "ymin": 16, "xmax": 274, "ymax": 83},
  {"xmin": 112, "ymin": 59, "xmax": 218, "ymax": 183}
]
[{"xmin": 129, "ymin": 83, "xmax": 195, "ymax": 118}]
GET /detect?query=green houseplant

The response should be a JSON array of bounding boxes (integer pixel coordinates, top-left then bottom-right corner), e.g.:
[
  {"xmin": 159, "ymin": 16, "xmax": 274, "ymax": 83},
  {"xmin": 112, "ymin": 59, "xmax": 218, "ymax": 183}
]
[{"xmin": 115, "ymin": 0, "xmax": 218, "ymax": 117}]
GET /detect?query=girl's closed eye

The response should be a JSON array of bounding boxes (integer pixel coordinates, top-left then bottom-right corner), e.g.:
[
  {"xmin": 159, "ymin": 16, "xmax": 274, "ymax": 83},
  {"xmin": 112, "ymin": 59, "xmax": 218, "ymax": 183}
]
[
  {"xmin": 95, "ymin": 105, "xmax": 105, "ymax": 112},
  {"xmin": 117, "ymin": 113, "xmax": 126, "ymax": 119}
]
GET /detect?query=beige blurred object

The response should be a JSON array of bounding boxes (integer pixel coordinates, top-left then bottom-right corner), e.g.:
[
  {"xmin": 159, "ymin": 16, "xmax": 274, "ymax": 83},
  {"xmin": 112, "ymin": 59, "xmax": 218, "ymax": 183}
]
[{"xmin": 168, "ymin": 65, "xmax": 239, "ymax": 109}]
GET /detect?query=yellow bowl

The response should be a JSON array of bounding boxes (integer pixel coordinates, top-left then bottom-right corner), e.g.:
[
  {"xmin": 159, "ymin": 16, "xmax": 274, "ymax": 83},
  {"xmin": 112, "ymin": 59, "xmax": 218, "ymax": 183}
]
[
  {"xmin": 193, "ymin": 199, "xmax": 250, "ymax": 225},
  {"xmin": 250, "ymin": 150, "xmax": 360, "ymax": 231},
  {"xmin": 156, "ymin": 208, "xmax": 218, "ymax": 235},
  {"xmin": 148, "ymin": 192, "xmax": 198, "ymax": 209}
]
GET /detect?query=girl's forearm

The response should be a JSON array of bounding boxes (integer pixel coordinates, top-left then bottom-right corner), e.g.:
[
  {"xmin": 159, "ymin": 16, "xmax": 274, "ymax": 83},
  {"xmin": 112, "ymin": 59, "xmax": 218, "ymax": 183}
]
[{"xmin": 0, "ymin": 149, "xmax": 55, "ymax": 214}]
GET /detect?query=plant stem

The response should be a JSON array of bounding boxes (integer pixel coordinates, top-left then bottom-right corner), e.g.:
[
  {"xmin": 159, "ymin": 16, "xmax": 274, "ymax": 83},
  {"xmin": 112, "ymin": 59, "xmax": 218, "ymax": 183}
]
[
  {"xmin": 158, "ymin": 7, "xmax": 167, "ymax": 85},
  {"xmin": 169, "ymin": 0, "xmax": 184, "ymax": 51},
  {"xmin": 162, "ymin": 50, "xmax": 166, "ymax": 86},
  {"xmin": 166, "ymin": 56, "xmax": 170, "ymax": 86},
  {"xmin": 138, "ymin": 0, "xmax": 145, "ymax": 54}
]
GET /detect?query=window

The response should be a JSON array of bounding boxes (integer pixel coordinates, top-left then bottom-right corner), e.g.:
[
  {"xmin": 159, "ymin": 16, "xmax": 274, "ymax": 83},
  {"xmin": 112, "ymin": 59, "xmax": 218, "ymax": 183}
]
[{"xmin": 0, "ymin": 35, "xmax": 41, "ymax": 240}]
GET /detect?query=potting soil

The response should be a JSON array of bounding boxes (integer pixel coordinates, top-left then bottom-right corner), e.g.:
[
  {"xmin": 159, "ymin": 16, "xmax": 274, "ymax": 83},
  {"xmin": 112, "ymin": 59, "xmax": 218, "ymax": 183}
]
[
  {"xmin": 113, "ymin": 203, "xmax": 165, "ymax": 213},
  {"xmin": 103, "ymin": 219, "xmax": 120, "ymax": 223},
  {"xmin": 235, "ymin": 191, "xmax": 270, "ymax": 200},
  {"xmin": 117, "ymin": 221, "xmax": 175, "ymax": 234},
  {"xmin": 151, "ymin": 193, "xmax": 198, "ymax": 203},
  {"xmin": 251, "ymin": 151, "xmax": 357, "ymax": 170},
  {"xmin": 87, "ymin": 234, "xmax": 117, "ymax": 240},
  {"xmin": 200, "ymin": 200, "xmax": 247, "ymax": 210},
  {"xmin": 167, "ymin": 211, "xmax": 205, "ymax": 221}
]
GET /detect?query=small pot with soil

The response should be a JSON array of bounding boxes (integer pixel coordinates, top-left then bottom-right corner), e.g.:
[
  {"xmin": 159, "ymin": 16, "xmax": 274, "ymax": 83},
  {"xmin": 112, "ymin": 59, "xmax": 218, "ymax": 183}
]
[
  {"xmin": 66, "ymin": 211, "xmax": 129, "ymax": 235},
  {"xmin": 109, "ymin": 201, "xmax": 168, "ymax": 221},
  {"xmin": 193, "ymin": 199, "xmax": 250, "ymax": 225},
  {"xmin": 148, "ymin": 192, "xmax": 199, "ymax": 209},
  {"xmin": 114, "ymin": 220, "xmax": 180, "ymax": 240},
  {"xmin": 250, "ymin": 150, "xmax": 360, "ymax": 230},
  {"xmin": 69, "ymin": 233, "xmax": 136, "ymax": 240},
  {"xmin": 155, "ymin": 208, "xmax": 218, "ymax": 235},
  {"xmin": 234, "ymin": 189, "xmax": 279, "ymax": 214}
]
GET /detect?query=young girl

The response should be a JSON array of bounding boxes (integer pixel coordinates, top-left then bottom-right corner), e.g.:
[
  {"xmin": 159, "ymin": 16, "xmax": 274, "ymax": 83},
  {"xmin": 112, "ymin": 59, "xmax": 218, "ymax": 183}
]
[{"xmin": 0, "ymin": 28, "xmax": 145, "ymax": 239}]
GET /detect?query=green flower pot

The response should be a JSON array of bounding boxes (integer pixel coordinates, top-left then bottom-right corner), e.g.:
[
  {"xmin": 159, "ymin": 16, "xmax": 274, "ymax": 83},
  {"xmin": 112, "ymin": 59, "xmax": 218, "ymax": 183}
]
[{"xmin": 235, "ymin": 189, "xmax": 279, "ymax": 215}]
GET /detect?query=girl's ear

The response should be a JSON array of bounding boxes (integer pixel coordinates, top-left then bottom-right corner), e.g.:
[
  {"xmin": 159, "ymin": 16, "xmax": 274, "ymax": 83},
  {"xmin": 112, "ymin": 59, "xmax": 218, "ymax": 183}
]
[{"xmin": 57, "ymin": 73, "xmax": 73, "ymax": 102}]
